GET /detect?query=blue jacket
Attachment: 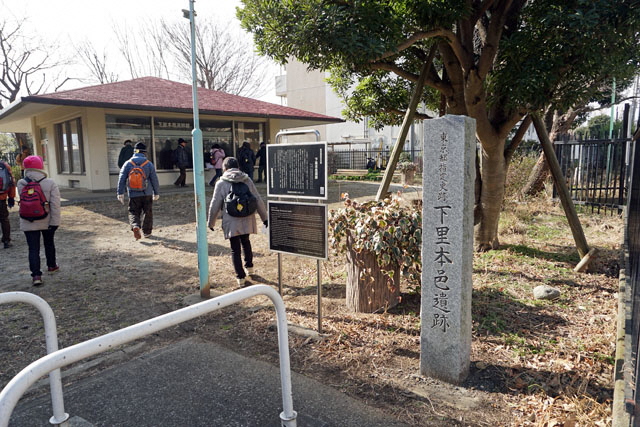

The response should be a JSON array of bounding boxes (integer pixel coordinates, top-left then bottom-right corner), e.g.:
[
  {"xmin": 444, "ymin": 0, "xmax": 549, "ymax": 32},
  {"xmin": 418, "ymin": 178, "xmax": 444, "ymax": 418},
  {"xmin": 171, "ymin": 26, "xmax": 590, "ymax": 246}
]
[{"xmin": 117, "ymin": 153, "xmax": 160, "ymax": 198}]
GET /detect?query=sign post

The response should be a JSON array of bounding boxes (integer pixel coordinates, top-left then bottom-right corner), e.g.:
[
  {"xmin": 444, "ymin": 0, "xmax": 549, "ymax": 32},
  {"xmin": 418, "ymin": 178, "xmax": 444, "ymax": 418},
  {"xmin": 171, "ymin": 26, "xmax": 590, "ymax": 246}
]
[{"xmin": 267, "ymin": 140, "xmax": 328, "ymax": 332}]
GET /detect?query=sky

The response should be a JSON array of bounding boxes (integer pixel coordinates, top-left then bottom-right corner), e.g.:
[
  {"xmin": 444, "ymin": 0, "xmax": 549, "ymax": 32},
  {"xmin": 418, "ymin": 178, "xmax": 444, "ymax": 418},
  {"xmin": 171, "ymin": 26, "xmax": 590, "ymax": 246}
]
[{"xmin": 1, "ymin": 0, "xmax": 281, "ymax": 103}]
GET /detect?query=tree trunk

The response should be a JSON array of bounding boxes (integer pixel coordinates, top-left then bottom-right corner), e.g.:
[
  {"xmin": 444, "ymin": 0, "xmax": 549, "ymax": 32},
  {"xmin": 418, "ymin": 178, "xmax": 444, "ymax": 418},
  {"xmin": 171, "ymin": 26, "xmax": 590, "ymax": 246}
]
[
  {"xmin": 522, "ymin": 109, "xmax": 577, "ymax": 196},
  {"xmin": 474, "ymin": 144, "xmax": 508, "ymax": 251},
  {"xmin": 522, "ymin": 154, "xmax": 550, "ymax": 196},
  {"xmin": 345, "ymin": 248, "xmax": 400, "ymax": 313},
  {"xmin": 401, "ymin": 169, "xmax": 415, "ymax": 185}
]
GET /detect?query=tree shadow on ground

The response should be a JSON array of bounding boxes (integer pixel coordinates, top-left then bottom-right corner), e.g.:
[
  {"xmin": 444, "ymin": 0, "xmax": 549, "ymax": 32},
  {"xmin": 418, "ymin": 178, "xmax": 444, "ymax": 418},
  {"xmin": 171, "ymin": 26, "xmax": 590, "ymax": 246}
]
[
  {"xmin": 289, "ymin": 282, "xmax": 346, "ymax": 299},
  {"xmin": 472, "ymin": 288, "xmax": 566, "ymax": 336},
  {"xmin": 463, "ymin": 361, "xmax": 612, "ymax": 403},
  {"xmin": 501, "ymin": 243, "xmax": 580, "ymax": 264}
]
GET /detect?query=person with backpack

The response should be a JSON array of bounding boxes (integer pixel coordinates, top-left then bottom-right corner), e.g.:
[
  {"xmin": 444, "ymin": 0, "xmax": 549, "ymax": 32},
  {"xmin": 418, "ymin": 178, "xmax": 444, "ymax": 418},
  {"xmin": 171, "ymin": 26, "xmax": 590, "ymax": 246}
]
[
  {"xmin": 173, "ymin": 138, "xmax": 190, "ymax": 187},
  {"xmin": 208, "ymin": 143, "xmax": 225, "ymax": 187},
  {"xmin": 0, "ymin": 159, "xmax": 16, "ymax": 249},
  {"xmin": 17, "ymin": 155, "xmax": 60, "ymax": 286},
  {"xmin": 116, "ymin": 142, "xmax": 160, "ymax": 240},
  {"xmin": 237, "ymin": 141, "xmax": 256, "ymax": 181},
  {"xmin": 207, "ymin": 157, "xmax": 267, "ymax": 287}
]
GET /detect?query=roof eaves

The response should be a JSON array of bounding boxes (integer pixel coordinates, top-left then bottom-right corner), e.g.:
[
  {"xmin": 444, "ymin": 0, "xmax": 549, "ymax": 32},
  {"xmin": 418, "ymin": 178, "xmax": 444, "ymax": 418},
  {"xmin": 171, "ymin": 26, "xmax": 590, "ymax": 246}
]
[
  {"xmin": 0, "ymin": 98, "xmax": 27, "ymax": 122},
  {"xmin": 21, "ymin": 96, "xmax": 344, "ymax": 123}
]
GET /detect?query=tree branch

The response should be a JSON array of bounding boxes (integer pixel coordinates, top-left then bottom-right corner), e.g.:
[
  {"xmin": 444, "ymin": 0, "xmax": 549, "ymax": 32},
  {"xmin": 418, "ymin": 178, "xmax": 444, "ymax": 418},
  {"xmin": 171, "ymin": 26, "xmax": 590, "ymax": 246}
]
[{"xmin": 504, "ymin": 114, "xmax": 531, "ymax": 163}]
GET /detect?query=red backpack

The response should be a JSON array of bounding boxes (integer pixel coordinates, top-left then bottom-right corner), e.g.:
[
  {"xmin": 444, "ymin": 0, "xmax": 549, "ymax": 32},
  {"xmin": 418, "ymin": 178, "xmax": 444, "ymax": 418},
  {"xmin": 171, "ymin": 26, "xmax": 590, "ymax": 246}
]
[{"xmin": 19, "ymin": 177, "xmax": 48, "ymax": 221}]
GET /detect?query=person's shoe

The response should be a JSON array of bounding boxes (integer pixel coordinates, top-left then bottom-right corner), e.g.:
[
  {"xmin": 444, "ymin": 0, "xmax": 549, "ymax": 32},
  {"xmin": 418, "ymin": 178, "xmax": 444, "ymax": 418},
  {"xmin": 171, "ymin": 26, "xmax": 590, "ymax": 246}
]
[
  {"xmin": 32, "ymin": 276, "xmax": 43, "ymax": 286},
  {"xmin": 236, "ymin": 277, "xmax": 246, "ymax": 287},
  {"xmin": 132, "ymin": 227, "xmax": 142, "ymax": 240},
  {"xmin": 245, "ymin": 266, "xmax": 255, "ymax": 275},
  {"xmin": 47, "ymin": 265, "xmax": 60, "ymax": 273},
  {"xmin": 143, "ymin": 232, "xmax": 152, "ymax": 238},
  {"xmin": 3, "ymin": 241, "xmax": 11, "ymax": 249}
]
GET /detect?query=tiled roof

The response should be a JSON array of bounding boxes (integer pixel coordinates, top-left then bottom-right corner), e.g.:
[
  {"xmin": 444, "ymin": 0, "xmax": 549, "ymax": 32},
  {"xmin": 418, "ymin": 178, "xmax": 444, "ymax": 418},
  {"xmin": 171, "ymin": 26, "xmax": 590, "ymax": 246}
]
[{"xmin": 22, "ymin": 77, "xmax": 342, "ymax": 122}]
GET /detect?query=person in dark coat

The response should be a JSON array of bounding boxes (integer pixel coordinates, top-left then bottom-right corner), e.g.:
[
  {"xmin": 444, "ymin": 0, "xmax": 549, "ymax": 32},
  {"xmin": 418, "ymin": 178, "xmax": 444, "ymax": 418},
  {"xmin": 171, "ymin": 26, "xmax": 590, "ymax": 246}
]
[
  {"xmin": 207, "ymin": 157, "xmax": 267, "ymax": 286},
  {"xmin": 237, "ymin": 141, "xmax": 256, "ymax": 181},
  {"xmin": 117, "ymin": 140, "xmax": 134, "ymax": 168},
  {"xmin": 173, "ymin": 138, "xmax": 190, "ymax": 187},
  {"xmin": 255, "ymin": 142, "xmax": 266, "ymax": 183}
]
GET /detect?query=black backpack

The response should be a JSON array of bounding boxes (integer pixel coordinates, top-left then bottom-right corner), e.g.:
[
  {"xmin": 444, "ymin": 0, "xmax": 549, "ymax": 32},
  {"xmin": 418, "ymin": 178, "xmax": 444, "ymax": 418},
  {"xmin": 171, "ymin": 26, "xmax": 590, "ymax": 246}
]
[{"xmin": 224, "ymin": 182, "xmax": 257, "ymax": 217}]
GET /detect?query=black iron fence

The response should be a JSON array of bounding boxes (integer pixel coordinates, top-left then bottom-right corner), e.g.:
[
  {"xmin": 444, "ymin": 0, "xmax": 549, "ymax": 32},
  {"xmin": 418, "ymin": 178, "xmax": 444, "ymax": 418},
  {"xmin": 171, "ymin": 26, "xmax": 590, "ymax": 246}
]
[
  {"xmin": 554, "ymin": 138, "xmax": 630, "ymax": 214},
  {"xmin": 329, "ymin": 148, "xmax": 423, "ymax": 172},
  {"xmin": 623, "ymin": 138, "xmax": 640, "ymax": 425}
]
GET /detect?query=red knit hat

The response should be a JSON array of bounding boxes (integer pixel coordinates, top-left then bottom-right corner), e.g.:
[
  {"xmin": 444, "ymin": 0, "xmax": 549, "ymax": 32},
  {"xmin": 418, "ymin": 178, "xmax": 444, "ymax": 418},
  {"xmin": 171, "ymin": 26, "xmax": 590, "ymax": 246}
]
[{"xmin": 23, "ymin": 155, "xmax": 44, "ymax": 170}]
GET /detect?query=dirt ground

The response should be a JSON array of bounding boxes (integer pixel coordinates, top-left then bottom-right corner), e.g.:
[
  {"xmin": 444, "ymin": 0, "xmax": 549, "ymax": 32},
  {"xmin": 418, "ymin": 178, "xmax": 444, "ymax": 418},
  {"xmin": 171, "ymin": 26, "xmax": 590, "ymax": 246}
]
[{"xmin": 0, "ymin": 180, "xmax": 622, "ymax": 426}]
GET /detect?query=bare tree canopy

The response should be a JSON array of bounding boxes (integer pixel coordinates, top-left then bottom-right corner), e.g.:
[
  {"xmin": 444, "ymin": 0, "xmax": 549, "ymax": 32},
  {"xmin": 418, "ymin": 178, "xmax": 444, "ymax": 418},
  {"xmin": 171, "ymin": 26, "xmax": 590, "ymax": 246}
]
[
  {"xmin": 0, "ymin": 16, "xmax": 69, "ymax": 108},
  {"xmin": 74, "ymin": 40, "xmax": 119, "ymax": 84},
  {"xmin": 77, "ymin": 17, "xmax": 270, "ymax": 98},
  {"xmin": 161, "ymin": 18, "xmax": 268, "ymax": 97}
]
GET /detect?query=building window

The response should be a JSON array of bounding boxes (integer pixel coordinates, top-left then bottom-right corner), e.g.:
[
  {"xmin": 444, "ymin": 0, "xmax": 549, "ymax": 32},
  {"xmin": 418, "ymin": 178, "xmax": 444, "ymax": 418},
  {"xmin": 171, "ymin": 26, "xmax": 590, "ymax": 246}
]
[
  {"xmin": 106, "ymin": 115, "xmax": 152, "ymax": 174},
  {"xmin": 235, "ymin": 122, "xmax": 265, "ymax": 154},
  {"xmin": 55, "ymin": 118, "xmax": 85, "ymax": 174}
]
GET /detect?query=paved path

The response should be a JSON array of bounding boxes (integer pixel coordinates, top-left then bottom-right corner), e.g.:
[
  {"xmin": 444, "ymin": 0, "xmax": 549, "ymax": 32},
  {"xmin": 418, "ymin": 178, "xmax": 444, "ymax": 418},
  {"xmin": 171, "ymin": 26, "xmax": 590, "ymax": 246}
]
[{"xmin": 9, "ymin": 338, "xmax": 407, "ymax": 427}]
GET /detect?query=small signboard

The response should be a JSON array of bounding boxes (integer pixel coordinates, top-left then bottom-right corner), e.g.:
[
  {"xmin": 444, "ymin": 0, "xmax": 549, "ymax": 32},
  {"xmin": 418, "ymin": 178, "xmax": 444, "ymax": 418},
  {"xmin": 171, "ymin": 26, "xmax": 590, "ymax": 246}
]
[
  {"xmin": 268, "ymin": 201, "xmax": 328, "ymax": 260},
  {"xmin": 267, "ymin": 142, "xmax": 328, "ymax": 200}
]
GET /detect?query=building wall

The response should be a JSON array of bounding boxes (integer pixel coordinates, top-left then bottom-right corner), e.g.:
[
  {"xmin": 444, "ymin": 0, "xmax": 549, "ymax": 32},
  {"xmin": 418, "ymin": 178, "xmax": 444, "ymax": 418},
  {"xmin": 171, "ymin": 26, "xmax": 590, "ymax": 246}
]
[
  {"xmin": 281, "ymin": 59, "xmax": 406, "ymax": 151},
  {"xmin": 27, "ymin": 106, "xmax": 289, "ymax": 191},
  {"xmin": 285, "ymin": 61, "xmax": 328, "ymax": 141}
]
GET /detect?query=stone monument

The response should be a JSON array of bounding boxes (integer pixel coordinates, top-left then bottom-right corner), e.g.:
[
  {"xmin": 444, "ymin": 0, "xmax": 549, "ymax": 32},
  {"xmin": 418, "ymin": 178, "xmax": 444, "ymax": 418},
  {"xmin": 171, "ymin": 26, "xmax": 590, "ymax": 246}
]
[{"xmin": 420, "ymin": 115, "xmax": 475, "ymax": 384}]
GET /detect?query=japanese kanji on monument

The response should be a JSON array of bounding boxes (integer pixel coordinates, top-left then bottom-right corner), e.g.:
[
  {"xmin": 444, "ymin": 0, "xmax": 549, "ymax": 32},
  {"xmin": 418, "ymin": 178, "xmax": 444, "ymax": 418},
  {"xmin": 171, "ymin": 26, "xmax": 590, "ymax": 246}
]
[{"xmin": 420, "ymin": 115, "xmax": 475, "ymax": 384}]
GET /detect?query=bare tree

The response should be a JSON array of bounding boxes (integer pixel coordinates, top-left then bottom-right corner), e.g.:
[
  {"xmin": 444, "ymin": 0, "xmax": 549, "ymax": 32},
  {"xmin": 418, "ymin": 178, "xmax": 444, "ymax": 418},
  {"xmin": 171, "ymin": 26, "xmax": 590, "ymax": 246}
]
[
  {"xmin": 160, "ymin": 19, "xmax": 268, "ymax": 97},
  {"xmin": 112, "ymin": 17, "xmax": 269, "ymax": 98},
  {"xmin": 113, "ymin": 21, "xmax": 172, "ymax": 81},
  {"xmin": 0, "ymin": 16, "xmax": 69, "ymax": 108},
  {"xmin": 74, "ymin": 40, "xmax": 119, "ymax": 84}
]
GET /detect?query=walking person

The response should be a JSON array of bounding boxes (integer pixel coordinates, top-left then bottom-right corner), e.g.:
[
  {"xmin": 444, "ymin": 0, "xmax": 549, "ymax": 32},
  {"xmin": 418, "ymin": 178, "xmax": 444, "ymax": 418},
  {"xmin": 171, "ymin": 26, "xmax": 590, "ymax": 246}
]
[
  {"xmin": 117, "ymin": 139, "xmax": 134, "ymax": 168},
  {"xmin": 207, "ymin": 157, "xmax": 267, "ymax": 286},
  {"xmin": 237, "ymin": 141, "xmax": 256, "ymax": 181},
  {"xmin": 17, "ymin": 155, "xmax": 60, "ymax": 286},
  {"xmin": 0, "ymin": 159, "xmax": 16, "ymax": 248},
  {"xmin": 255, "ymin": 141, "xmax": 266, "ymax": 183},
  {"xmin": 15, "ymin": 147, "xmax": 31, "ymax": 178},
  {"xmin": 208, "ymin": 143, "xmax": 225, "ymax": 187},
  {"xmin": 117, "ymin": 142, "xmax": 160, "ymax": 240},
  {"xmin": 173, "ymin": 138, "xmax": 190, "ymax": 187}
]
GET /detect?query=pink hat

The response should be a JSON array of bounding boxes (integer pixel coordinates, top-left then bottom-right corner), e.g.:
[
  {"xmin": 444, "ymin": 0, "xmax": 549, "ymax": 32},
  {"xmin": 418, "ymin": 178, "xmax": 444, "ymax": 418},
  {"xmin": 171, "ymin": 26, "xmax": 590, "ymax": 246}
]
[{"xmin": 23, "ymin": 155, "xmax": 44, "ymax": 170}]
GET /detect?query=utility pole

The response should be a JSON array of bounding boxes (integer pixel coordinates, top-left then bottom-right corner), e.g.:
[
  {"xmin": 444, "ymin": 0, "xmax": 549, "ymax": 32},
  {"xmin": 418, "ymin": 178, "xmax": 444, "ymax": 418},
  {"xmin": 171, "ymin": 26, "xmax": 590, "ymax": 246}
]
[{"xmin": 183, "ymin": 0, "xmax": 210, "ymax": 298}]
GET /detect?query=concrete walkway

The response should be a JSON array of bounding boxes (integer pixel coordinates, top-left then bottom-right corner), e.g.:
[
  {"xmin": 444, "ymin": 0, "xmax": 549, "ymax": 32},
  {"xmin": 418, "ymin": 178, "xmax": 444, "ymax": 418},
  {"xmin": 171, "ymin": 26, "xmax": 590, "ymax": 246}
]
[{"xmin": 9, "ymin": 338, "xmax": 407, "ymax": 427}]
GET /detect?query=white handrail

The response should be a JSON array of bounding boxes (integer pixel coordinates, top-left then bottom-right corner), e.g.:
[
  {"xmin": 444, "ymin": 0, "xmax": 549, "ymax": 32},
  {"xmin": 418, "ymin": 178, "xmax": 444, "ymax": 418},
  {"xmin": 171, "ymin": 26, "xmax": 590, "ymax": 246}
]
[
  {"xmin": 0, "ymin": 285, "xmax": 297, "ymax": 427},
  {"xmin": 0, "ymin": 292, "xmax": 68, "ymax": 426}
]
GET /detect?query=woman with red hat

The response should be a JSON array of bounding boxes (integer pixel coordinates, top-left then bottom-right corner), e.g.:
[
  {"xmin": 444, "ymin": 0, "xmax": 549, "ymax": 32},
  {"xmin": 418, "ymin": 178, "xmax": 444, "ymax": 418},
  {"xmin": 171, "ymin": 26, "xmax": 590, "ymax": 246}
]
[{"xmin": 17, "ymin": 155, "xmax": 60, "ymax": 286}]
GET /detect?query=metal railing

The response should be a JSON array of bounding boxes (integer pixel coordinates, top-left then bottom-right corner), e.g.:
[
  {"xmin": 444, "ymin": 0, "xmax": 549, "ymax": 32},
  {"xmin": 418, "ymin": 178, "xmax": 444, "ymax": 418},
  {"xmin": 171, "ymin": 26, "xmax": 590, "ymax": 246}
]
[
  {"xmin": 0, "ymin": 292, "xmax": 69, "ymax": 425},
  {"xmin": 554, "ymin": 138, "xmax": 630, "ymax": 213},
  {"xmin": 0, "ymin": 285, "xmax": 297, "ymax": 427}
]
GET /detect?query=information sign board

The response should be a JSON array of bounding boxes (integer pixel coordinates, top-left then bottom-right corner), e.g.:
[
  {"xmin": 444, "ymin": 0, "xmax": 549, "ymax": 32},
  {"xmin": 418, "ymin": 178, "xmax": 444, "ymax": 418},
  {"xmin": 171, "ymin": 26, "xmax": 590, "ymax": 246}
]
[
  {"xmin": 267, "ymin": 142, "xmax": 328, "ymax": 200},
  {"xmin": 268, "ymin": 201, "xmax": 328, "ymax": 260}
]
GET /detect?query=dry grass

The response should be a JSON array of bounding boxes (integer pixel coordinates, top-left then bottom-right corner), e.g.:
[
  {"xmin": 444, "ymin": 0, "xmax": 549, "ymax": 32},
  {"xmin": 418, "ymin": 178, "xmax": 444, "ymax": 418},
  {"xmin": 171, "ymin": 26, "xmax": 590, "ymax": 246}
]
[{"xmin": 0, "ymin": 177, "xmax": 623, "ymax": 426}]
